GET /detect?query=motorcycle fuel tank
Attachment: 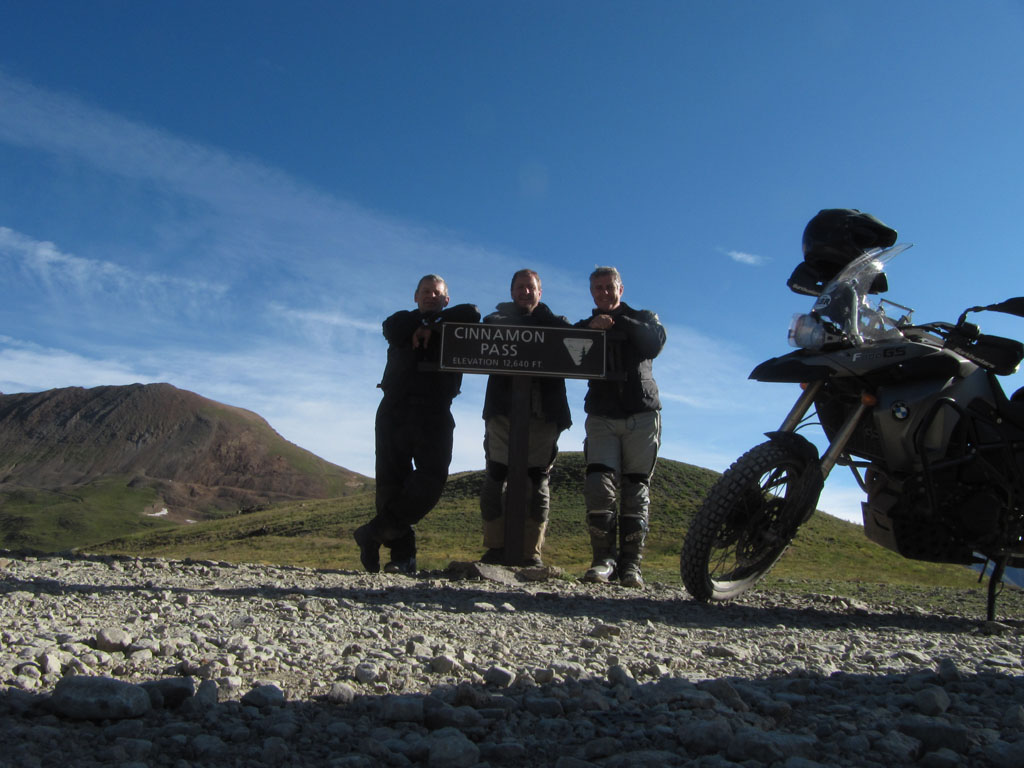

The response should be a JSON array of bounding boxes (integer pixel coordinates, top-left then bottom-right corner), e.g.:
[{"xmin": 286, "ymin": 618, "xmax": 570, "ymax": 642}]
[{"xmin": 750, "ymin": 338, "xmax": 967, "ymax": 384}]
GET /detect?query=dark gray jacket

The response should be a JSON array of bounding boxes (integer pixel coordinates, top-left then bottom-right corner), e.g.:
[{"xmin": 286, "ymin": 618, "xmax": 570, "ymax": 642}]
[
  {"xmin": 481, "ymin": 301, "xmax": 572, "ymax": 431},
  {"xmin": 576, "ymin": 301, "xmax": 665, "ymax": 417},
  {"xmin": 379, "ymin": 303, "xmax": 480, "ymax": 406}
]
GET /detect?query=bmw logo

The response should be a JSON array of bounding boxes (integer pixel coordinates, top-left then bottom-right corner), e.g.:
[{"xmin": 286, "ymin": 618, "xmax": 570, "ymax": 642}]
[{"xmin": 891, "ymin": 401, "xmax": 910, "ymax": 420}]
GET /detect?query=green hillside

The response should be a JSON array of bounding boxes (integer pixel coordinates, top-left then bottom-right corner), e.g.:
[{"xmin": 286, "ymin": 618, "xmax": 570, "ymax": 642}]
[
  {"xmin": 89, "ymin": 452, "xmax": 983, "ymax": 591},
  {"xmin": 0, "ymin": 476, "xmax": 176, "ymax": 551}
]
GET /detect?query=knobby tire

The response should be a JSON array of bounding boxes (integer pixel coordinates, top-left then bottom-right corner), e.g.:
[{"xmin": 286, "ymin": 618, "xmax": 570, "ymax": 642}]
[{"xmin": 681, "ymin": 441, "xmax": 818, "ymax": 602}]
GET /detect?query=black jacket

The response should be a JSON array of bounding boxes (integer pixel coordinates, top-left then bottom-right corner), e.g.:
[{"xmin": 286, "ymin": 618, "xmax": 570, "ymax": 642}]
[
  {"xmin": 481, "ymin": 301, "xmax": 572, "ymax": 431},
  {"xmin": 378, "ymin": 303, "xmax": 481, "ymax": 405},
  {"xmin": 576, "ymin": 301, "xmax": 665, "ymax": 417}
]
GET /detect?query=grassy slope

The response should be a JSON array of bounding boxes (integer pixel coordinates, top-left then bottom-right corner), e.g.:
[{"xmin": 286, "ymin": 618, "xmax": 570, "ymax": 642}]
[
  {"xmin": 90, "ymin": 452, "xmax": 982, "ymax": 592},
  {"xmin": 0, "ymin": 477, "xmax": 176, "ymax": 551}
]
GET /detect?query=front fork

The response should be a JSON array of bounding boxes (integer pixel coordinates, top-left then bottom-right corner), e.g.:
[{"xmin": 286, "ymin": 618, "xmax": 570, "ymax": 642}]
[{"xmin": 776, "ymin": 380, "xmax": 876, "ymax": 480}]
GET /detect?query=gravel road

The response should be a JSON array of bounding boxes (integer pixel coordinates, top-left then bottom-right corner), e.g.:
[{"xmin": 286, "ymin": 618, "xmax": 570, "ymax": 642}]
[{"xmin": 2, "ymin": 552, "xmax": 1023, "ymax": 767}]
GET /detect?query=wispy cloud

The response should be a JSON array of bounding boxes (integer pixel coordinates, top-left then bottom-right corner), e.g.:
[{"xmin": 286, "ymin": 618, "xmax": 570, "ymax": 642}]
[
  {"xmin": 722, "ymin": 248, "xmax": 768, "ymax": 266},
  {"xmin": 656, "ymin": 324, "xmax": 777, "ymax": 412},
  {"xmin": 268, "ymin": 304, "xmax": 382, "ymax": 334},
  {"xmin": 0, "ymin": 227, "xmax": 227, "ymax": 305},
  {"xmin": 0, "ymin": 337, "xmax": 145, "ymax": 392},
  {"xmin": 0, "ymin": 72, "xmax": 517, "ymax": 308}
]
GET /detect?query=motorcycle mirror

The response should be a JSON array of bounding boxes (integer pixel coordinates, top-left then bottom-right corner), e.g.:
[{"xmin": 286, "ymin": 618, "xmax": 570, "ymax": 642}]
[{"xmin": 959, "ymin": 322, "xmax": 980, "ymax": 340}]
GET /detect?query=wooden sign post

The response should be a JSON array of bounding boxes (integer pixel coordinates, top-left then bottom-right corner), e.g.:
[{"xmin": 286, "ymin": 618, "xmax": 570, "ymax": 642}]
[{"xmin": 440, "ymin": 323, "xmax": 606, "ymax": 565}]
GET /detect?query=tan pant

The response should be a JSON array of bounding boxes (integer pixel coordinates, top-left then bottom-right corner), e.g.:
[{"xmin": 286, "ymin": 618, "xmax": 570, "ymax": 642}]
[{"xmin": 481, "ymin": 415, "xmax": 561, "ymax": 559}]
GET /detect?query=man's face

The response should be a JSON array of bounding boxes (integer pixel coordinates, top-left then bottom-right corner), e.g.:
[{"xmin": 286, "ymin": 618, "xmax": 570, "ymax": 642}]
[
  {"xmin": 415, "ymin": 279, "xmax": 450, "ymax": 313},
  {"xmin": 511, "ymin": 274, "xmax": 542, "ymax": 313},
  {"xmin": 590, "ymin": 274, "xmax": 624, "ymax": 312}
]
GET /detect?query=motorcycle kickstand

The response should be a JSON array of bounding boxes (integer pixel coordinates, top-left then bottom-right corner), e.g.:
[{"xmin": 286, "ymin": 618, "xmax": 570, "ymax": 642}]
[{"xmin": 986, "ymin": 555, "xmax": 1007, "ymax": 623}]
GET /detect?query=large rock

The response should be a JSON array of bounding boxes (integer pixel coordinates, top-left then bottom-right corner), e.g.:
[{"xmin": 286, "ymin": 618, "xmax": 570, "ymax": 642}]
[{"xmin": 48, "ymin": 676, "xmax": 151, "ymax": 720}]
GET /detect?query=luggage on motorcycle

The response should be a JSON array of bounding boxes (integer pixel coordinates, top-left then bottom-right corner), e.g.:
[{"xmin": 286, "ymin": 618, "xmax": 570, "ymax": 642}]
[{"xmin": 787, "ymin": 209, "xmax": 897, "ymax": 296}]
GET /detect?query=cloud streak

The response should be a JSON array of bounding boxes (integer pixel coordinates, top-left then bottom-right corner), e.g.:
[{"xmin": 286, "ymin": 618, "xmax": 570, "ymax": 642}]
[
  {"xmin": 0, "ymin": 226, "xmax": 227, "ymax": 305},
  {"xmin": 724, "ymin": 249, "xmax": 767, "ymax": 266}
]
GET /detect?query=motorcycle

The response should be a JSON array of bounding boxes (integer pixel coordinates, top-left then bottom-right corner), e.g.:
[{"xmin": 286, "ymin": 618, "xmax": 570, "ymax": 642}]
[{"xmin": 680, "ymin": 243, "xmax": 1024, "ymax": 620}]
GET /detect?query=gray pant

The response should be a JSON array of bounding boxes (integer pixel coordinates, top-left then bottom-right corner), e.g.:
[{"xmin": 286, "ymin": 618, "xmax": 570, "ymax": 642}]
[{"xmin": 583, "ymin": 411, "xmax": 661, "ymax": 566}]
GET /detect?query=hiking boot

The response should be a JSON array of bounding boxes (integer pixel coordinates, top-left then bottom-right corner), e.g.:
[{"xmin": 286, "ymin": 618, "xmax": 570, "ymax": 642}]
[
  {"xmin": 582, "ymin": 559, "xmax": 616, "ymax": 583},
  {"xmin": 619, "ymin": 563, "xmax": 644, "ymax": 589},
  {"xmin": 479, "ymin": 547, "xmax": 505, "ymax": 565},
  {"xmin": 523, "ymin": 554, "xmax": 544, "ymax": 568},
  {"xmin": 353, "ymin": 524, "xmax": 381, "ymax": 573},
  {"xmin": 383, "ymin": 557, "xmax": 417, "ymax": 575}
]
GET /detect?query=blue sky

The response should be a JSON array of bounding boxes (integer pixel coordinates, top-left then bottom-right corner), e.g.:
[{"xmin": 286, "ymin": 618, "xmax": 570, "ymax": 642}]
[{"xmin": 2, "ymin": 1, "xmax": 1024, "ymax": 525}]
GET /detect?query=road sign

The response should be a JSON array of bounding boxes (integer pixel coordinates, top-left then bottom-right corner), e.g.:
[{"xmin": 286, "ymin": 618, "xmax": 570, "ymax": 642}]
[
  {"xmin": 439, "ymin": 322, "xmax": 605, "ymax": 379},
  {"xmin": 436, "ymin": 320, "xmax": 608, "ymax": 566}
]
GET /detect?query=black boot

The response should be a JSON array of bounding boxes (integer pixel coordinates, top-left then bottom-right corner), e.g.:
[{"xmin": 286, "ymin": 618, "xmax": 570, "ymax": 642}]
[
  {"xmin": 479, "ymin": 547, "xmax": 506, "ymax": 565},
  {"xmin": 583, "ymin": 511, "xmax": 618, "ymax": 583},
  {"xmin": 384, "ymin": 529, "xmax": 417, "ymax": 574},
  {"xmin": 353, "ymin": 524, "xmax": 382, "ymax": 573},
  {"xmin": 618, "ymin": 514, "xmax": 648, "ymax": 589},
  {"xmin": 354, "ymin": 517, "xmax": 408, "ymax": 574}
]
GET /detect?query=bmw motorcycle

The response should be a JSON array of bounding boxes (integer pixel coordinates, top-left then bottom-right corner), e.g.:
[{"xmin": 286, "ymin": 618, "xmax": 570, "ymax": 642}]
[{"xmin": 680, "ymin": 244, "xmax": 1024, "ymax": 620}]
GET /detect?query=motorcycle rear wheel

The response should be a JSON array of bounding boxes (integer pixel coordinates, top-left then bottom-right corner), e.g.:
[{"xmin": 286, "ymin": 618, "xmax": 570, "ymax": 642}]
[{"xmin": 681, "ymin": 441, "xmax": 819, "ymax": 601}]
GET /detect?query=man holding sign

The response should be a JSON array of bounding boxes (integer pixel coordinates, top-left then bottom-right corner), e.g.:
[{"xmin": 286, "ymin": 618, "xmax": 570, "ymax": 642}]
[
  {"xmin": 354, "ymin": 274, "xmax": 480, "ymax": 574},
  {"xmin": 578, "ymin": 266, "xmax": 666, "ymax": 588},
  {"xmin": 478, "ymin": 269, "xmax": 572, "ymax": 567}
]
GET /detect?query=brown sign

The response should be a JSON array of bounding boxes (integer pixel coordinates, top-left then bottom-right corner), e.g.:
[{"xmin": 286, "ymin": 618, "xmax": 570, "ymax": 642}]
[{"xmin": 439, "ymin": 322, "xmax": 606, "ymax": 378}]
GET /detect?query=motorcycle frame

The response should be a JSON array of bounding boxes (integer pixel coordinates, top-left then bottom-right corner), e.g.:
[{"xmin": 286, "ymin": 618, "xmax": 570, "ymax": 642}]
[
  {"xmin": 773, "ymin": 378, "xmax": 875, "ymax": 480},
  {"xmin": 768, "ymin": 364, "xmax": 1024, "ymax": 621}
]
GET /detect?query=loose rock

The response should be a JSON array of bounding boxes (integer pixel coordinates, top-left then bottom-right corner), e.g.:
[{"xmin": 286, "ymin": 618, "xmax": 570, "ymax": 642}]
[{"xmin": 1, "ymin": 551, "xmax": 1022, "ymax": 767}]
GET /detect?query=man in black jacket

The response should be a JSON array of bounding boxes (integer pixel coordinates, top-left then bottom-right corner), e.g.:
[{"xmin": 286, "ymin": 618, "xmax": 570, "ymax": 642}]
[
  {"xmin": 354, "ymin": 274, "xmax": 480, "ymax": 573},
  {"xmin": 479, "ymin": 269, "xmax": 572, "ymax": 567},
  {"xmin": 577, "ymin": 266, "xmax": 666, "ymax": 588}
]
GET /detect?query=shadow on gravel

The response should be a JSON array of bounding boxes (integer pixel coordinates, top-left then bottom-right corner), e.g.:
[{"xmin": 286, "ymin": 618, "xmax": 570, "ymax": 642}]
[{"xmin": 2, "ymin": 655, "xmax": 1023, "ymax": 767}]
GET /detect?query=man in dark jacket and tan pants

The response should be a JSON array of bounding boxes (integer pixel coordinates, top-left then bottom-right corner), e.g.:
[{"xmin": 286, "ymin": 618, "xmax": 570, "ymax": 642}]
[
  {"xmin": 479, "ymin": 269, "xmax": 572, "ymax": 567},
  {"xmin": 577, "ymin": 266, "xmax": 666, "ymax": 588}
]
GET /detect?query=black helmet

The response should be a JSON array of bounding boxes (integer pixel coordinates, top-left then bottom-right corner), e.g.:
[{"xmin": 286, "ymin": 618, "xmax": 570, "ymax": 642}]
[
  {"xmin": 788, "ymin": 209, "xmax": 897, "ymax": 295},
  {"xmin": 802, "ymin": 208, "xmax": 897, "ymax": 274}
]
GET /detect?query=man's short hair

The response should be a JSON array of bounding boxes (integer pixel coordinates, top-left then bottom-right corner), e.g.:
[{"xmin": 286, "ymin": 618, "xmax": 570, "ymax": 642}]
[
  {"xmin": 417, "ymin": 274, "xmax": 448, "ymax": 296},
  {"xmin": 590, "ymin": 266, "xmax": 622, "ymax": 286},
  {"xmin": 510, "ymin": 269, "xmax": 541, "ymax": 290}
]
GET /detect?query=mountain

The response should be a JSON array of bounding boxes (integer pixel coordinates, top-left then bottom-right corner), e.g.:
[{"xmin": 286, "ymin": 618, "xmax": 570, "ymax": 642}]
[{"xmin": 0, "ymin": 383, "xmax": 369, "ymax": 549}]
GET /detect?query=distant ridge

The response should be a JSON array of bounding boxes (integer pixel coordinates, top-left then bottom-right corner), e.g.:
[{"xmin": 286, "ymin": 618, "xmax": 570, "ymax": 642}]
[{"xmin": 0, "ymin": 383, "xmax": 368, "ymax": 524}]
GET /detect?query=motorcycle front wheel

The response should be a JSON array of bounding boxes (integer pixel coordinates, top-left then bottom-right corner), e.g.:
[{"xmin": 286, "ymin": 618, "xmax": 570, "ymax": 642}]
[{"xmin": 681, "ymin": 440, "xmax": 819, "ymax": 602}]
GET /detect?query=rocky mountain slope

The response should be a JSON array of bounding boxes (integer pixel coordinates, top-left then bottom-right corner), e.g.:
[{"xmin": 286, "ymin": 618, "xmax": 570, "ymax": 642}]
[{"xmin": 0, "ymin": 383, "xmax": 368, "ymax": 522}]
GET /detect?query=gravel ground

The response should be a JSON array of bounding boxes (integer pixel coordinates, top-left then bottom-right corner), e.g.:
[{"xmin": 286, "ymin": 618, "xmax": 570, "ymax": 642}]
[{"xmin": 2, "ymin": 551, "xmax": 1023, "ymax": 767}]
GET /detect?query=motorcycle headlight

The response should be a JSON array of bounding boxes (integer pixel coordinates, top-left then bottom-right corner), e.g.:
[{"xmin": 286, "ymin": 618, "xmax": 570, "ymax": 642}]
[{"xmin": 788, "ymin": 313, "xmax": 826, "ymax": 350}]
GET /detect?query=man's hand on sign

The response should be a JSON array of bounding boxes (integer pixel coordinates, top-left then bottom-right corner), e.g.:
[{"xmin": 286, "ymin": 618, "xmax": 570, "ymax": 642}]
[
  {"xmin": 412, "ymin": 326, "xmax": 433, "ymax": 349},
  {"xmin": 589, "ymin": 314, "xmax": 615, "ymax": 331}
]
